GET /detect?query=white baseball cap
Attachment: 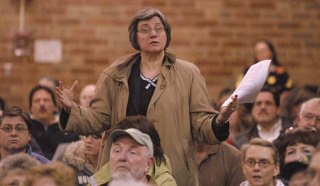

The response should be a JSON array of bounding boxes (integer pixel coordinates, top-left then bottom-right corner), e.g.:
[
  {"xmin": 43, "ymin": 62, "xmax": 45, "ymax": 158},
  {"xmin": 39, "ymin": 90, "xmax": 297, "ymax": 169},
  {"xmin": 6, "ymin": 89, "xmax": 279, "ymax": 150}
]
[{"xmin": 109, "ymin": 128, "xmax": 154, "ymax": 156}]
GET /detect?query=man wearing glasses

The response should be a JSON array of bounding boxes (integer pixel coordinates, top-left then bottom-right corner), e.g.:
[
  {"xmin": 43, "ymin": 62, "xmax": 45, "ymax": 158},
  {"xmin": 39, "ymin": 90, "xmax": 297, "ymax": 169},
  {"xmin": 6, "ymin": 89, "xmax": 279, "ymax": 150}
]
[
  {"xmin": 240, "ymin": 138, "xmax": 285, "ymax": 186},
  {"xmin": 0, "ymin": 107, "xmax": 49, "ymax": 163},
  {"xmin": 298, "ymin": 98, "xmax": 320, "ymax": 130}
]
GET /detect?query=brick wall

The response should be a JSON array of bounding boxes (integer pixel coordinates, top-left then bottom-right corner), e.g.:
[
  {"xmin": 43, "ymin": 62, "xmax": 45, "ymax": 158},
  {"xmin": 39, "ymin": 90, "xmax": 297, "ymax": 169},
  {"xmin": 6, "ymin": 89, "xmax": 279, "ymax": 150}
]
[{"xmin": 0, "ymin": 0, "xmax": 319, "ymax": 110}]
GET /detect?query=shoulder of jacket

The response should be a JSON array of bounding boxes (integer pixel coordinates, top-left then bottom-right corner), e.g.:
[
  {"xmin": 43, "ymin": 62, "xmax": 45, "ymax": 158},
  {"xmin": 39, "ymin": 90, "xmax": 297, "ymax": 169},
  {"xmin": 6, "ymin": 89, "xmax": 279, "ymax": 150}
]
[
  {"xmin": 220, "ymin": 142, "xmax": 241, "ymax": 154},
  {"xmin": 101, "ymin": 53, "xmax": 138, "ymax": 75},
  {"xmin": 174, "ymin": 59, "xmax": 200, "ymax": 73}
]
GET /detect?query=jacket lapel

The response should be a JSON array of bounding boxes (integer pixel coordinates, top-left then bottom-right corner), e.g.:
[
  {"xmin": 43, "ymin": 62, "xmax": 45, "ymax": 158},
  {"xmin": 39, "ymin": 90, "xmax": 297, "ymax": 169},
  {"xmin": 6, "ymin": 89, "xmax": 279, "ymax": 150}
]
[{"xmin": 147, "ymin": 52, "xmax": 175, "ymax": 113}]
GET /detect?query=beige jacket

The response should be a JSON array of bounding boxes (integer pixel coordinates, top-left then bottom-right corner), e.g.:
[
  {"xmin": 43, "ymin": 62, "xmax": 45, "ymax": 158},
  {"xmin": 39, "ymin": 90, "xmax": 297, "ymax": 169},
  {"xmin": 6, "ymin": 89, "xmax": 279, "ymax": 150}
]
[
  {"xmin": 89, "ymin": 156, "xmax": 176, "ymax": 186},
  {"xmin": 59, "ymin": 52, "xmax": 221, "ymax": 186}
]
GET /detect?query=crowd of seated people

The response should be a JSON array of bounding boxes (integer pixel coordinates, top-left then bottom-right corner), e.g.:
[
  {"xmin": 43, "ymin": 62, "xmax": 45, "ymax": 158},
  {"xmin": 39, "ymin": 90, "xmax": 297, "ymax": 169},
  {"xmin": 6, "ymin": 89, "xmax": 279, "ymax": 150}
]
[{"xmin": 0, "ymin": 71, "xmax": 318, "ymax": 186}]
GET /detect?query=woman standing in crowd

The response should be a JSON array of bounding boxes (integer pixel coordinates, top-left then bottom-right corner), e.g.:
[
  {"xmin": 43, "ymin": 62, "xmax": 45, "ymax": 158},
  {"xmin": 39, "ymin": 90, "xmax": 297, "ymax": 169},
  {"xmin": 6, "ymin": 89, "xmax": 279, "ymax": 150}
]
[{"xmin": 56, "ymin": 7, "xmax": 238, "ymax": 186}]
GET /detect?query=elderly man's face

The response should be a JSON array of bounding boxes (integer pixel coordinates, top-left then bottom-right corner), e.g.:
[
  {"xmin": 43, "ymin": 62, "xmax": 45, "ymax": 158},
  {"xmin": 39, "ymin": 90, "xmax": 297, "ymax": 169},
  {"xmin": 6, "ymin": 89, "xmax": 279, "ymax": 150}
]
[
  {"xmin": 0, "ymin": 116, "xmax": 30, "ymax": 154},
  {"xmin": 299, "ymin": 103, "xmax": 320, "ymax": 129},
  {"xmin": 31, "ymin": 89, "xmax": 56, "ymax": 122},
  {"xmin": 242, "ymin": 145, "xmax": 279, "ymax": 186},
  {"xmin": 252, "ymin": 92, "xmax": 279, "ymax": 126},
  {"xmin": 110, "ymin": 136, "xmax": 153, "ymax": 182},
  {"xmin": 136, "ymin": 16, "xmax": 167, "ymax": 53}
]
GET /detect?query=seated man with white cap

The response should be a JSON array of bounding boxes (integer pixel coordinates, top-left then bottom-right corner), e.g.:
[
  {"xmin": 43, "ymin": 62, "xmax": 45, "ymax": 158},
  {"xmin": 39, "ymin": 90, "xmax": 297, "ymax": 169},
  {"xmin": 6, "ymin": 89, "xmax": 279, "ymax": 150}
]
[{"xmin": 107, "ymin": 128, "xmax": 154, "ymax": 185}]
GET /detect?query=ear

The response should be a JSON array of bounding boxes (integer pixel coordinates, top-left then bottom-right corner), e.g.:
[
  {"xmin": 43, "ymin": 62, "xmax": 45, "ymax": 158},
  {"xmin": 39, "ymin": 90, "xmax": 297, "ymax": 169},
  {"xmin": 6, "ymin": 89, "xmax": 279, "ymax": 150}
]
[
  {"xmin": 273, "ymin": 164, "xmax": 280, "ymax": 177},
  {"xmin": 297, "ymin": 114, "xmax": 302, "ymax": 124},
  {"xmin": 241, "ymin": 162, "xmax": 247, "ymax": 175},
  {"xmin": 276, "ymin": 107, "xmax": 281, "ymax": 116},
  {"xmin": 145, "ymin": 157, "xmax": 154, "ymax": 173},
  {"xmin": 28, "ymin": 132, "xmax": 32, "ymax": 142}
]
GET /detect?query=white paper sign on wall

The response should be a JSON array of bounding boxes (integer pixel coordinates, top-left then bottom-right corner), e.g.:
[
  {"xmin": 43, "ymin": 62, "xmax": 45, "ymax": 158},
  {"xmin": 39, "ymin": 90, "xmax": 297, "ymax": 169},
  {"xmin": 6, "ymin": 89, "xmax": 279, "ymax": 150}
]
[{"xmin": 34, "ymin": 39, "xmax": 62, "ymax": 63}]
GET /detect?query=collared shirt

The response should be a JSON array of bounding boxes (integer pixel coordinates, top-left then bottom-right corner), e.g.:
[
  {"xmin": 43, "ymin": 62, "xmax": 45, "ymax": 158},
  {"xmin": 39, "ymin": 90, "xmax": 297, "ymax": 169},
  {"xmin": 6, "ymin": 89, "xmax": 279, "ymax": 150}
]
[
  {"xmin": 257, "ymin": 119, "xmax": 282, "ymax": 142},
  {"xmin": 0, "ymin": 145, "xmax": 50, "ymax": 164},
  {"xmin": 240, "ymin": 179, "xmax": 286, "ymax": 186},
  {"xmin": 27, "ymin": 145, "xmax": 50, "ymax": 164}
]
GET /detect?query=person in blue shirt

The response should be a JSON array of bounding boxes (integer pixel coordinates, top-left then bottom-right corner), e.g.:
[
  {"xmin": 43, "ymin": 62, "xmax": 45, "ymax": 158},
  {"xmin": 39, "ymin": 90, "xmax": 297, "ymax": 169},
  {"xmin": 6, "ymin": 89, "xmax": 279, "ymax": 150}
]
[{"xmin": 0, "ymin": 107, "xmax": 50, "ymax": 164}]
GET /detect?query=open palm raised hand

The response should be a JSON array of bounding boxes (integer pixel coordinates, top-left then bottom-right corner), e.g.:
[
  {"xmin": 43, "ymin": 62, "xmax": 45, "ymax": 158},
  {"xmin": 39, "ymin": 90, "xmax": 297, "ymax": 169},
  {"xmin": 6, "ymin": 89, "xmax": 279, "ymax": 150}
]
[{"xmin": 56, "ymin": 80, "xmax": 78, "ymax": 113}]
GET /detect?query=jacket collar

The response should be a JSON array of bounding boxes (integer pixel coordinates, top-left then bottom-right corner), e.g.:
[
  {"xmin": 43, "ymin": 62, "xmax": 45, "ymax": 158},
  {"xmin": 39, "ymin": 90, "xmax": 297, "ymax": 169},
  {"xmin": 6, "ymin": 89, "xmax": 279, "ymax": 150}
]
[{"xmin": 111, "ymin": 51, "xmax": 176, "ymax": 82}]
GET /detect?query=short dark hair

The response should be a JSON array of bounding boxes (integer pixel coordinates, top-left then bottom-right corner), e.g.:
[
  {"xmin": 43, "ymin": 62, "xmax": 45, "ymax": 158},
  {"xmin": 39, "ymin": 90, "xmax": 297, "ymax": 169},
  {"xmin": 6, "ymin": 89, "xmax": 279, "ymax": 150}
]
[
  {"xmin": 112, "ymin": 115, "xmax": 165, "ymax": 166},
  {"xmin": 0, "ymin": 97, "xmax": 5, "ymax": 111},
  {"xmin": 274, "ymin": 127, "xmax": 320, "ymax": 166},
  {"xmin": 28, "ymin": 85, "xmax": 57, "ymax": 109},
  {"xmin": 128, "ymin": 7, "xmax": 171, "ymax": 50},
  {"xmin": 0, "ymin": 107, "xmax": 32, "ymax": 131},
  {"xmin": 259, "ymin": 87, "xmax": 280, "ymax": 107},
  {"xmin": 39, "ymin": 76, "xmax": 59, "ymax": 88}
]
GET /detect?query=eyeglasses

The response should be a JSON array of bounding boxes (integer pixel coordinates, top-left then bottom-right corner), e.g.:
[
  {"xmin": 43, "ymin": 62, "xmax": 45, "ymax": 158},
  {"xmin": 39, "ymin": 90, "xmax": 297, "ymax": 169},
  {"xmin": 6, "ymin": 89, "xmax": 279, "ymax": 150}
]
[
  {"xmin": 137, "ymin": 25, "xmax": 166, "ymax": 35},
  {"xmin": 0, "ymin": 125, "xmax": 28, "ymax": 133},
  {"xmin": 244, "ymin": 159, "xmax": 274, "ymax": 168},
  {"xmin": 302, "ymin": 113, "xmax": 320, "ymax": 123}
]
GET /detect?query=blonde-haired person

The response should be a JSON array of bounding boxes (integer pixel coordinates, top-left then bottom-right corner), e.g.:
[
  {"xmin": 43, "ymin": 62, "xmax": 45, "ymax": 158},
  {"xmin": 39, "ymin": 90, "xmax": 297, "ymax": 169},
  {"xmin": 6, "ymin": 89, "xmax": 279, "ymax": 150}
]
[
  {"xmin": 240, "ymin": 138, "xmax": 285, "ymax": 186},
  {"xmin": 0, "ymin": 153, "xmax": 41, "ymax": 186},
  {"xmin": 63, "ymin": 133, "xmax": 102, "ymax": 186},
  {"xmin": 24, "ymin": 161, "xmax": 76, "ymax": 186}
]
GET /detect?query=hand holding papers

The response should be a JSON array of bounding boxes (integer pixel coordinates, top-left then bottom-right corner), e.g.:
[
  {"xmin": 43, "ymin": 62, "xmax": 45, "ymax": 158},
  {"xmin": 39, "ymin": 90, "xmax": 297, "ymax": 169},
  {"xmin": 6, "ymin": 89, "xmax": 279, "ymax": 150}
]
[{"xmin": 222, "ymin": 59, "xmax": 272, "ymax": 107}]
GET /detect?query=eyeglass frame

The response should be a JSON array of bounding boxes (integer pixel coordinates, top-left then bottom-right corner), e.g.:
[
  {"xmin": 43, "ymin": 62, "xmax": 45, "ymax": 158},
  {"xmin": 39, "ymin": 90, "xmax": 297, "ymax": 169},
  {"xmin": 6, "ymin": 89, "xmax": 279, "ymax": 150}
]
[
  {"xmin": 0, "ymin": 124, "xmax": 29, "ymax": 134},
  {"xmin": 137, "ymin": 24, "xmax": 166, "ymax": 35},
  {"xmin": 244, "ymin": 159, "xmax": 275, "ymax": 168},
  {"xmin": 302, "ymin": 113, "xmax": 320, "ymax": 123}
]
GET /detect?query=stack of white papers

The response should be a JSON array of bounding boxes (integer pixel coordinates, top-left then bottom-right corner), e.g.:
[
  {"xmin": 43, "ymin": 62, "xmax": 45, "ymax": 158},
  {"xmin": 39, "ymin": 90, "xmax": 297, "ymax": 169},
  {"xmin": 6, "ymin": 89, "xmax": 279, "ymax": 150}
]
[{"xmin": 222, "ymin": 59, "xmax": 271, "ymax": 107}]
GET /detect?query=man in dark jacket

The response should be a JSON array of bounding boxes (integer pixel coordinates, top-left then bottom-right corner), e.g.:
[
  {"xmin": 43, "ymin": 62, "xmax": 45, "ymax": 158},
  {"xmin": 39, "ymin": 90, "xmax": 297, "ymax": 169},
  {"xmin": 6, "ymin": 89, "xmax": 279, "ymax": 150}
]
[
  {"xmin": 233, "ymin": 88, "xmax": 290, "ymax": 149},
  {"xmin": 29, "ymin": 85, "xmax": 79, "ymax": 160}
]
